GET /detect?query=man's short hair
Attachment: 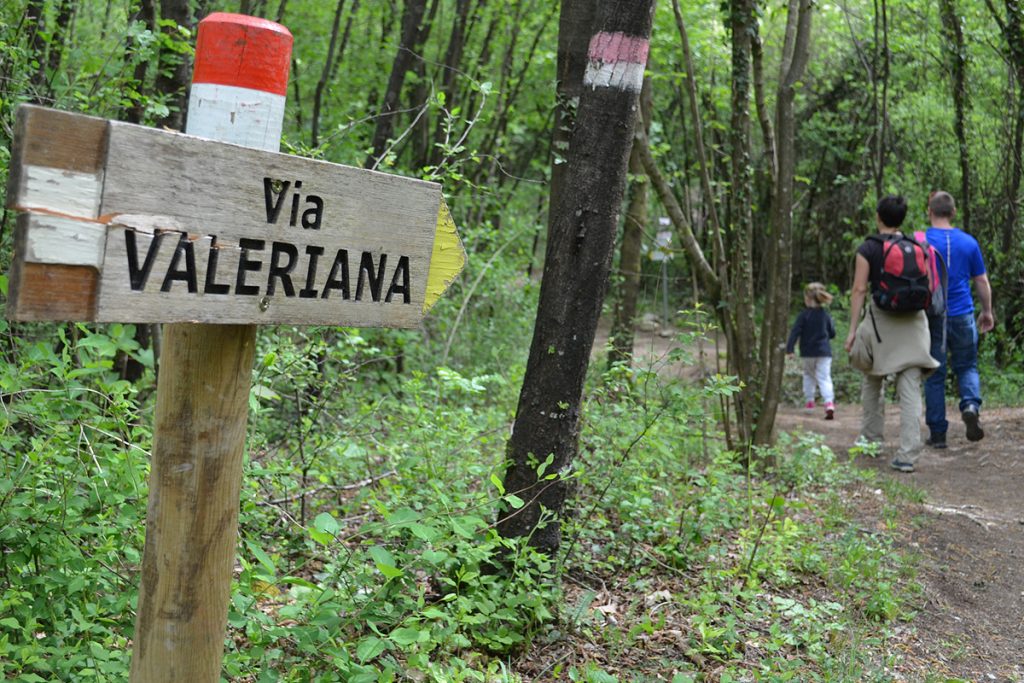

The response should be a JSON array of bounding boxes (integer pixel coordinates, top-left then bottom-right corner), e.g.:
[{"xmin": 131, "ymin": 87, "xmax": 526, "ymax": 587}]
[
  {"xmin": 929, "ymin": 191, "xmax": 956, "ymax": 219},
  {"xmin": 877, "ymin": 195, "xmax": 908, "ymax": 228}
]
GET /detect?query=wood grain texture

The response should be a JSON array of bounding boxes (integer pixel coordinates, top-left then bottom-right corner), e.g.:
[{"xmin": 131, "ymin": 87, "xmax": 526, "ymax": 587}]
[
  {"xmin": 6, "ymin": 213, "xmax": 99, "ymax": 320},
  {"xmin": 131, "ymin": 22, "xmax": 289, "ymax": 682},
  {"xmin": 5, "ymin": 105, "xmax": 107, "ymax": 322},
  {"xmin": 7, "ymin": 262, "xmax": 98, "ymax": 321},
  {"xmin": 129, "ymin": 323, "xmax": 255, "ymax": 683},
  {"xmin": 5, "ymin": 105, "xmax": 108, "ymax": 210},
  {"xmin": 17, "ymin": 165, "xmax": 104, "ymax": 217},
  {"xmin": 21, "ymin": 213, "xmax": 106, "ymax": 267},
  {"xmin": 97, "ymin": 121, "xmax": 441, "ymax": 327}
]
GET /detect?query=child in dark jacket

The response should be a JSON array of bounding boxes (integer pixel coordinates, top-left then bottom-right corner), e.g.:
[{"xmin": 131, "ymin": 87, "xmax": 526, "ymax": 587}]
[{"xmin": 787, "ymin": 282, "xmax": 837, "ymax": 419}]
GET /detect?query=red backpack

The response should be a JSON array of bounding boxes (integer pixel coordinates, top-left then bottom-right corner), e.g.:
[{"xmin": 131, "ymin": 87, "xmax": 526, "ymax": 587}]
[
  {"xmin": 913, "ymin": 230, "xmax": 947, "ymax": 318},
  {"xmin": 866, "ymin": 233, "xmax": 932, "ymax": 312}
]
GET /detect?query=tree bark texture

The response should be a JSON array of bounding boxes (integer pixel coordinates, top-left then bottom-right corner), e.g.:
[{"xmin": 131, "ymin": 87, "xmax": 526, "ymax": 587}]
[
  {"xmin": 123, "ymin": 0, "xmax": 158, "ymax": 125},
  {"xmin": 940, "ymin": 0, "xmax": 972, "ymax": 231},
  {"xmin": 155, "ymin": 0, "xmax": 193, "ymax": 131},
  {"xmin": 754, "ymin": 0, "xmax": 814, "ymax": 446},
  {"xmin": 546, "ymin": 0, "xmax": 597, "ymax": 235},
  {"xmin": 366, "ymin": 0, "xmax": 429, "ymax": 168},
  {"xmin": 311, "ymin": 0, "xmax": 347, "ymax": 148},
  {"xmin": 499, "ymin": 0, "xmax": 655, "ymax": 554},
  {"xmin": 726, "ymin": 0, "xmax": 757, "ymax": 447},
  {"xmin": 428, "ymin": 0, "xmax": 472, "ymax": 166},
  {"xmin": 26, "ymin": 0, "xmax": 48, "ymax": 103},
  {"xmin": 608, "ymin": 77, "xmax": 652, "ymax": 368}
]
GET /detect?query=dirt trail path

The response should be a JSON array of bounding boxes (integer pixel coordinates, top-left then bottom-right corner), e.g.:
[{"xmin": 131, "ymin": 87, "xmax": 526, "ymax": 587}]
[
  {"xmin": 778, "ymin": 403, "xmax": 1024, "ymax": 681},
  {"xmin": 594, "ymin": 323, "xmax": 1023, "ymax": 679}
]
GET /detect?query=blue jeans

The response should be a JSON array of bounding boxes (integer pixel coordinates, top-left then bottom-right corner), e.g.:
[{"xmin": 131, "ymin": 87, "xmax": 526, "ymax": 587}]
[{"xmin": 925, "ymin": 313, "xmax": 982, "ymax": 435}]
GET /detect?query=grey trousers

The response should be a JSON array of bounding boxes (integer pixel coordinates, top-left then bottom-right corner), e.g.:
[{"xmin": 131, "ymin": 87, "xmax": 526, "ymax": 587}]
[{"xmin": 860, "ymin": 367, "xmax": 923, "ymax": 463}]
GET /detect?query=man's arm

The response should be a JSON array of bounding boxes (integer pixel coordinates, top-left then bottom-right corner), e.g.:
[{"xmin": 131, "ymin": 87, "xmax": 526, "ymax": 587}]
[
  {"xmin": 973, "ymin": 273, "xmax": 995, "ymax": 334},
  {"xmin": 845, "ymin": 253, "xmax": 870, "ymax": 352}
]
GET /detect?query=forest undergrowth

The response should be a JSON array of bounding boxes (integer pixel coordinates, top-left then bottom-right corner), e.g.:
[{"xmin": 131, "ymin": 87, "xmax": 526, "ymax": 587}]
[{"xmin": 0, "ymin": 308, "xmax": 937, "ymax": 682}]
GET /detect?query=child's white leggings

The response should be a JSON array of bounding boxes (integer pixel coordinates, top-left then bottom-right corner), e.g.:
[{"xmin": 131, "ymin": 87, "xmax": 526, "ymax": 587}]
[{"xmin": 802, "ymin": 357, "xmax": 834, "ymax": 404}]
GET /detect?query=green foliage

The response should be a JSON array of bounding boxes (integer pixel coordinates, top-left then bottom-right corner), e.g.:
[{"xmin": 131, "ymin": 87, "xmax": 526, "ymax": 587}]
[
  {"xmin": 0, "ymin": 322, "xmax": 149, "ymax": 680},
  {"xmin": 0, "ymin": 0, "xmax": 1012, "ymax": 680}
]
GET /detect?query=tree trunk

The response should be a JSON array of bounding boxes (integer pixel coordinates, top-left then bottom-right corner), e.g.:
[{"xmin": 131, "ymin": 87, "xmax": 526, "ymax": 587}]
[
  {"xmin": 311, "ymin": 0, "xmax": 347, "ymax": 148},
  {"xmin": 874, "ymin": 0, "xmax": 890, "ymax": 199},
  {"xmin": 726, "ymin": 0, "xmax": 758, "ymax": 447},
  {"xmin": 327, "ymin": 0, "xmax": 361, "ymax": 87},
  {"xmin": 366, "ymin": 0, "xmax": 429, "ymax": 168},
  {"xmin": 996, "ymin": 0, "xmax": 1024, "ymax": 252},
  {"xmin": 608, "ymin": 77, "xmax": 653, "ymax": 368},
  {"xmin": 154, "ymin": 0, "xmax": 193, "ymax": 131},
  {"xmin": 499, "ymin": 0, "xmax": 655, "ymax": 554},
  {"xmin": 545, "ymin": 0, "xmax": 597, "ymax": 233},
  {"xmin": 754, "ymin": 0, "xmax": 815, "ymax": 446},
  {"xmin": 26, "ymin": 0, "xmax": 48, "ymax": 103},
  {"xmin": 427, "ymin": 0, "xmax": 472, "ymax": 167},
  {"xmin": 41, "ymin": 0, "xmax": 75, "ymax": 100},
  {"xmin": 940, "ymin": 0, "xmax": 971, "ymax": 231},
  {"xmin": 123, "ymin": 0, "xmax": 158, "ymax": 125}
]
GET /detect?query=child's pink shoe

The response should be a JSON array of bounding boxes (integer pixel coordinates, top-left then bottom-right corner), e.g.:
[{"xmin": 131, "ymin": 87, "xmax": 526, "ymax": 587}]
[
  {"xmin": 804, "ymin": 400, "xmax": 815, "ymax": 410},
  {"xmin": 825, "ymin": 402, "xmax": 835, "ymax": 420}
]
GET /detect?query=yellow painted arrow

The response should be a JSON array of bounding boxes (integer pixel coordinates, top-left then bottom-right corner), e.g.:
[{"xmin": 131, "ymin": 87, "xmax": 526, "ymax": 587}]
[{"xmin": 423, "ymin": 197, "xmax": 466, "ymax": 313}]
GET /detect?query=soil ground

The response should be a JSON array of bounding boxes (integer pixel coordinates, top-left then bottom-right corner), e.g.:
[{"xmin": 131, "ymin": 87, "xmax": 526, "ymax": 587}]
[
  {"xmin": 777, "ymin": 402, "xmax": 1024, "ymax": 682},
  {"xmin": 593, "ymin": 322, "xmax": 1024, "ymax": 680}
]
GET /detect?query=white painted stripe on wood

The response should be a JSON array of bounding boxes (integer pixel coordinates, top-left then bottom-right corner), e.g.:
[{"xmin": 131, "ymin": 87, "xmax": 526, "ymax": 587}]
[
  {"xmin": 186, "ymin": 83, "xmax": 286, "ymax": 152},
  {"xmin": 583, "ymin": 61, "xmax": 645, "ymax": 92},
  {"xmin": 23, "ymin": 213, "xmax": 106, "ymax": 268},
  {"xmin": 19, "ymin": 165, "xmax": 103, "ymax": 217}
]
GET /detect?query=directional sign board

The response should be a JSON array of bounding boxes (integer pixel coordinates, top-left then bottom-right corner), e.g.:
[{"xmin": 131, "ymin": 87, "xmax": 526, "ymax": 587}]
[{"xmin": 5, "ymin": 105, "xmax": 466, "ymax": 328}]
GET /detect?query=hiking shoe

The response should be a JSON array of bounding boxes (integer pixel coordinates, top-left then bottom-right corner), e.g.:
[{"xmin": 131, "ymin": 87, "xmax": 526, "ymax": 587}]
[
  {"xmin": 961, "ymin": 405, "xmax": 984, "ymax": 442},
  {"xmin": 804, "ymin": 400, "xmax": 816, "ymax": 410},
  {"xmin": 824, "ymin": 402, "xmax": 835, "ymax": 420},
  {"xmin": 890, "ymin": 459, "xmax": 915, "ymax": 473},
  {"xmin": 926, "ymin": 432, "xmax": 947, "ymax": 449}
]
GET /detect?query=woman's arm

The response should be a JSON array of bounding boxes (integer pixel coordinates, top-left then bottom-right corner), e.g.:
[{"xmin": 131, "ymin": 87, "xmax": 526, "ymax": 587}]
[{"xmin": 844, "ymin": 253, "xmax": 870, "ymax": 353}]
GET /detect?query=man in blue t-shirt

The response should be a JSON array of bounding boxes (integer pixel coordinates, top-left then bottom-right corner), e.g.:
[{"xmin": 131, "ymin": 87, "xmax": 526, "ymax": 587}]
[{"xmin": 924, "ymin": 191, "xmax": 995, "ymax": 448}]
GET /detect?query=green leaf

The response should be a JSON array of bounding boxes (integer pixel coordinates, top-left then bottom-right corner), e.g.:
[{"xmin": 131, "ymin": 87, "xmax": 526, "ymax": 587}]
[
  {"xmin": 281, "ymin": 576, "xmax": 318, "ymax": 589},
  {"xmin": 313, "ymin": 513, "xmax": 339, "ymax": 535},
  {"xmin": 245, "ymin": 539, "xmax": 277, "ymax": 576},
  {"xmin": 385, "ymin": 507, "xmax": 421, "ymax": 526},
  {"xmin": 490, "ymin": 473, "xmax": 505, "ymax": 495},
  {"xmin": 504, "ymin": 493, "xmax": 525, "ymax": 509},
  {"xmin": 251, "ymin": 384, "xmax": 280, "ymax": 401},
  {"xmin": 355, "ymin": 636, "xmax": 388, "ymax": 662},
  {"xmin": 0, "ymin": 617, "xmax": 19, "ymax": 629},
  {"xmin": 369, "ymin": 545, "xmax": 403, "ymax": 579},
  {"xmin": 389, "ymin": 626, "xmax": 426, "ymax": 646},
  {"xmin": 309, "ymin": 528, "xmax": 333, "ymax": 546},
  {"xmin": 408, "ymin": 522, "xmax": 440, "ymax": 541}
]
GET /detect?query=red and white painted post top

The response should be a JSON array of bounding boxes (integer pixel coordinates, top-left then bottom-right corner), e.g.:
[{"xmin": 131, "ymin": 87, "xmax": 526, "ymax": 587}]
[{"xmin": 187, "ymin": 13, "xmax": 293, "ymax": 152}]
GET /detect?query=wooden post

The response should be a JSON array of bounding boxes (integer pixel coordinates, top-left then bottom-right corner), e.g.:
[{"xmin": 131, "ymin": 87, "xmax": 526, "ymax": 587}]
[{"xmin": 129, "ymin": 14, "xmax": 292, "ymax": 682}]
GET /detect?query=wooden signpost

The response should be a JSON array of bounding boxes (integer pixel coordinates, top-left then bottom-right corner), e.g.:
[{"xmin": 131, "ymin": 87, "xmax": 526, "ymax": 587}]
[
  {"xmin": 4, "ymin": 13, "xmax": 464, "ymax": 682},
  {"xmin": 6, "ymin": 107, "xmax": 464, "ymax": 327}
]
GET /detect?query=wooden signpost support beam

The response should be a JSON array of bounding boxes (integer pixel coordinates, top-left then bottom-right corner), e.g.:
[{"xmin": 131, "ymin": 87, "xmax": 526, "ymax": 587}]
[
  {"xmin": 3, "ymin": 13, "xmax": 465, "ymax": 682},
  {"xmin": 129, "ymin": 15, "xmax": 291, "ymax": 682}
]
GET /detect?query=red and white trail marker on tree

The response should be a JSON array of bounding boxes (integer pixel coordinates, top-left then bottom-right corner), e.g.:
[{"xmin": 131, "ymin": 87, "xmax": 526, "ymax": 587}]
[{"xmin": 4, "ymin": 13, "xmax": 465, "ymax": 683}]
